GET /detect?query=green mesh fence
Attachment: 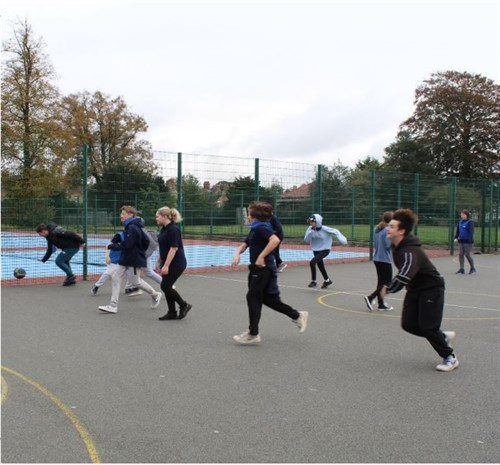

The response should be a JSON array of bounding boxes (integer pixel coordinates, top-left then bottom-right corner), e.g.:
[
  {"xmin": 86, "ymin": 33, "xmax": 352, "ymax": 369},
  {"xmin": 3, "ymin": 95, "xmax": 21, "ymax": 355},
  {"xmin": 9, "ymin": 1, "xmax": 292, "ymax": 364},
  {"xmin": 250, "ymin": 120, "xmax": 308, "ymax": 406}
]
[{"xmin": 2, "ymin": 150, "xmax": 498, "ymax": 285}]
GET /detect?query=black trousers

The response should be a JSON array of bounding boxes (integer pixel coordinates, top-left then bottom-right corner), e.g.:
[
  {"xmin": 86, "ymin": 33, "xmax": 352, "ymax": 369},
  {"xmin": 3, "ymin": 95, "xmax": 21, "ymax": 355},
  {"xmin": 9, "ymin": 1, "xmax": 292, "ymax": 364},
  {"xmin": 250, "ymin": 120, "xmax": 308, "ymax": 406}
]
[
  {"xmin": 368, "ymin": 261, "xmax": 393, "ymax": 306},
  {"xmin": 246, "ymin": 267, "xmax": 299, "ymax": 335},
  {"xmin": 401, "ymin": 286, "xmax": 452, "ymax": 358},
  {"xmin": 309, "ymin": 249, "xmax": 330, "ymax": 281},
  {"xmin": 160, "ymin": 267, "xmax": 186, "ymax": 314}
]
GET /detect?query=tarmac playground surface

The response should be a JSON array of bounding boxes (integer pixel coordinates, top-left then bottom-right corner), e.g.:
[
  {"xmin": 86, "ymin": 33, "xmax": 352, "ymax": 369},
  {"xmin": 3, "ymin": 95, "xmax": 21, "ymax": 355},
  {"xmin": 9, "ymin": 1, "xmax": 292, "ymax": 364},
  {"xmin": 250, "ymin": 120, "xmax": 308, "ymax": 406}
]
[{"xmin": 1, "ymin": 254, "xmax": 499, "ymax": 463}]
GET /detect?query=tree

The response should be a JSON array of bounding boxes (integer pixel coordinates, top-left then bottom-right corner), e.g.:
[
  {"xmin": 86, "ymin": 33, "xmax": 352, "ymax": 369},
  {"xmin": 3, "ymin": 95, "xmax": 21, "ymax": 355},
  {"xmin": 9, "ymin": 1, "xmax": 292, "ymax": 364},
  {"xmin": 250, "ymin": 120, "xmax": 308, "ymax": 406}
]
[
  {"xmin": 1, "ymin": 19, "xmax": 68, "ymax": 197},
  {"xmin": 397, "ymin": 71, "xmax": 500, "ymax": 179},
  {"xmin": 61, "ymin": 90, "xmax": 154, "ymax": 187},
  {"xmin": 383, "ymin": 131, "xmax": 437, "ymax": 175}
]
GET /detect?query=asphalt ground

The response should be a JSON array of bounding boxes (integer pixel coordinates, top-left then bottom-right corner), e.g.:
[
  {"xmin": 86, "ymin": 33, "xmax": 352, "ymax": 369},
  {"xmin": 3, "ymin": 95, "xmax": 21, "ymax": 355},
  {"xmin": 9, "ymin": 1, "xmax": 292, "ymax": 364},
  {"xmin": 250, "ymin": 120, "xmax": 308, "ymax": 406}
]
[{"xmin": 1, "ymin": 254, "xmax": 499, "ymax": 464}]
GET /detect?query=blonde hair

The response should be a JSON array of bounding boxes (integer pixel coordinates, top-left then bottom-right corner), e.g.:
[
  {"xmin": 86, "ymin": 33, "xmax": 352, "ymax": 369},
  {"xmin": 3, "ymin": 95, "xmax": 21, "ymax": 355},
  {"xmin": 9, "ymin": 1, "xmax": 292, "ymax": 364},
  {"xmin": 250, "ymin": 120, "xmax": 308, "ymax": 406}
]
[{"xmin": 157, "ymin": 206, "xmax": 182, "ymax": 223}]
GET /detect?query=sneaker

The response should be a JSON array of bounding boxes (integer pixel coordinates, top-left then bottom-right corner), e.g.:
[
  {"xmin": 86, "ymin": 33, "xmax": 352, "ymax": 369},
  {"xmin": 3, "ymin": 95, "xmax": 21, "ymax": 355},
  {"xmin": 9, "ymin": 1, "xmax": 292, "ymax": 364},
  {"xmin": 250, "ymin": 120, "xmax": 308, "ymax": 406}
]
[
  {"xmin": 178, "ymin": 303, "xmax": 192, "ymax": 320},
  {"xmin": 443, "ymin": 330, "xmax": 456, "ymax": 345},
  {"xmin": 277, "ymin": 262, "xmax": 287, "ymax": 273},
  {"xmin": 295, "ymin": 311, "xmax": 309, "ymax": 333},
  {"xmin": 233, "ymin": 331, "xmax": 261, "ymax": 345},
  {"xmin": 63, "ymin": 275, "xmax": 76, "ymax": 286},
  {"xmin": 127, "ymin": 288, "xmax": 143, "ymax": 297},
  {"xmin": 469, "ymin": 268, "xmax": 477, "ymax": 274},
  {"xmin": 98, "ymin": 305, "xmax": 117, "ymax": 314},
  {"xmin": 125, "ymin": 288, "xmax": 132, "ymax": 294},
  {"xmin": 455, "ymin": 269, "xmax": 465, "ymax": 274},
  {"xmin": 436, "ymin": 354, "xmax": 459, "ymax": 372},
  {"xmin": 91, "ymin": 286, "xmax": 99, "ymax": 296},
  {"xmin": 364, "ymin": 296, "xmax": 374, "ymax": 311},
  {"xmin": 378, "ymin": 303, "xmax": 394, "ymax": 311},
  {"xmin": 151, "ymin": 292, "xmax": 162, "ymax": 309},
  {"xmin": 321, "ymin": 279, "xmax": 333, "ymax": 289},
  {"xmin": 308, "ymin": 281, "xmax": 317, "ymax": 288},
  {"xmin": 159, "ymin": 312, "xmax": 177, "ymax": 320}
]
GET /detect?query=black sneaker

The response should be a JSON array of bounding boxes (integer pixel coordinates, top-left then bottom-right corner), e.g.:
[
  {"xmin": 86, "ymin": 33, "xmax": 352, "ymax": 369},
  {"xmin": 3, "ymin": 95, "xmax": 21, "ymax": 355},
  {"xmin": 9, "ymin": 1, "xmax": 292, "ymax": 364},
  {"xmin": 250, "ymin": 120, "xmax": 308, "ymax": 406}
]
[
  {"xmin": 308, "ymin": 281, "xmax": 317, "ymax": 288},
  {"xmin": 63, "ymin": 275, "xmax": 76, "ymax": 286},
  {"xmin": 178, "ymin": 303, "xmax": 192, "ymax": 320},
  {"xmin": 321, "ymin": 279, "xmax": 332, "ymax": 289},
  {"xmin": 91, "ymin": 286, "xmax": 99, "ymax": 295},
  {"xmin": 455, "ymin": 269, "xmax": 465, "ymax": 274},
  {"xmin": 159, "ymin": 312, "xmax": 178, "ymax": 320}
]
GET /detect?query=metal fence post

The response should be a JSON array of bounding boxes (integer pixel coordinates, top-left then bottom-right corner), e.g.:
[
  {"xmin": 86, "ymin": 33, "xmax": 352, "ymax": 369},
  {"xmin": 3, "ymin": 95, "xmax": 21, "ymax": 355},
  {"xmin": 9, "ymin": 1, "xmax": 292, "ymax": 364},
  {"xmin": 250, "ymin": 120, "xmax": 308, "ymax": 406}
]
[
  {"xmin": 255, "ymin": 158, "xmax": 260, "ymax": 200},
  {"xmin": 449, "ymin": 177, "xmax": 456, "ymax": 255},
  {"xmin": 177, "ymin": 152, "xmax": 183, "ymax": 233},
  {"xmin": 82, "ymin": 144, "xmax": 89, "ymax": 280}
]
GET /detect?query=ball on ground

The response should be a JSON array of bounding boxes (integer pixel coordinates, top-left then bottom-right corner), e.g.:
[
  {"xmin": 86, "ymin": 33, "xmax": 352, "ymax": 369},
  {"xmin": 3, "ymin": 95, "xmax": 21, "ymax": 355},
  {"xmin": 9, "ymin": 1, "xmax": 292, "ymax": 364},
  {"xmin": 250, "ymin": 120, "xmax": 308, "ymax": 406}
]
[{"xmin": 13, "ymin": 268, "xmax": 26, "ymax": 279}]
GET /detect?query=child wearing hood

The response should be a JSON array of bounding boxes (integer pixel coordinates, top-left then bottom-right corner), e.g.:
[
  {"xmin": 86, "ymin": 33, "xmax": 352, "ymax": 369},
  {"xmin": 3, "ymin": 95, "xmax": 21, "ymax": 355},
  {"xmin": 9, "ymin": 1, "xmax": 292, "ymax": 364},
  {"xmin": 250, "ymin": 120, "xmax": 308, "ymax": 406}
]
[{"xmin": 304, "ymin": 213, "xmax": 347, "ymax": 288}]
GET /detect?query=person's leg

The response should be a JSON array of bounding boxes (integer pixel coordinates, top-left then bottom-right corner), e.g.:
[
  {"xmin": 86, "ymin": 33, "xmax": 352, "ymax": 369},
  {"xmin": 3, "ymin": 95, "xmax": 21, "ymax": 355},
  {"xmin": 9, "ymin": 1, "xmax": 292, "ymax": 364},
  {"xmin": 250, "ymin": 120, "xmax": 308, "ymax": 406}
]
[
  {"xmin": 458, "ymin": 243, "xmax": 465, "ymax": 271},
  {"xmin": 144, "ymin": 256, "xmax": 162, "ymax": 284},
  {"xmin": 462, "ymin": 243, "xmax": 475, "ymax": 271},
  {"xmin": 416, "ymin": 287, "xmax": 453, "ymax": 358},
  {"xmin": 264, "ymin": 293, "xmax": 300, "ymax": 320},
  {"xmin": 315, "ymin": 250, "xmax": 331, "ymax": 281},
  {"xmin": 129, "ymin": 268, "xmax": 157, "ymax": 295},
  {"xmin": 400, "ymin": 291, "xmax": 421, "ymax": 336},
  {"xmin": 246, "ymin": 267, "xmax": 271, "ymax": 335},
  {"xmin": 376, "ymin": 262, "xmax": 393, "ymax": 307},
  {"xmin": 56, "ymin": 248, "xmax": 79, "ymax": 277},
  {"xmin": 109, "ymin": 265, "xmax": 125, "ymax": 309},
  {"xmin": 159, "ymin": 268, "xmax": 186, "ymax": 318},
  {"xmin": 95, "ymin": 268, "xmax": 111, "ymax": 287}
]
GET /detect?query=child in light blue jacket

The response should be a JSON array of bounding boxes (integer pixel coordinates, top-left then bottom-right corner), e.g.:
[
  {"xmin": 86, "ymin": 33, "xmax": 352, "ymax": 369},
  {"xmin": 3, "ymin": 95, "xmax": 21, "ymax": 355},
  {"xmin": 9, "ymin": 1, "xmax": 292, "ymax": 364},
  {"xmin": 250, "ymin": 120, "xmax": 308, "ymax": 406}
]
[{"xmin": 304, "ymin": 214, "xmax": 347, "ymax": 288}]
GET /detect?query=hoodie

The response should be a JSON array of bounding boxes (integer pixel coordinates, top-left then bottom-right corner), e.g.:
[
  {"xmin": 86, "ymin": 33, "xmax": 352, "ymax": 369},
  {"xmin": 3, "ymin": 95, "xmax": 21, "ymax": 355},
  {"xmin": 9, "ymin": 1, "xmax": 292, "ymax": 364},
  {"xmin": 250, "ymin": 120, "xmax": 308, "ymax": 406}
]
[
  {"xmin": 386, "ymin": 234, "xmax": 444, "ymax": 294},
  {"xmin": 40, "ymin": 222, "xmax": 84, "ymax": 262},
  {"xmin": 108, "ymin": 216, "xmax": 149, "ymax": 268},
  {"xmin": 304, "ymin": 214, "xmax": 347, "ymax": 251}
]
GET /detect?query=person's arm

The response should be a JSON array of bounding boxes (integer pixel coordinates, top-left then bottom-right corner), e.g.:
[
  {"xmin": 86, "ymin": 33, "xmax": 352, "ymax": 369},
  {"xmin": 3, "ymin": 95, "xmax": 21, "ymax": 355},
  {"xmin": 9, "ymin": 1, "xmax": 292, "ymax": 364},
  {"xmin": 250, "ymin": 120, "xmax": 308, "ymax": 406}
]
[
  {"xmin": 232, "ymin": 242, "xmax": 248, "ymax": 266},
  {"xmin": 160, "ymin": 247, "xmax": 178, "ymax": 275},
  {"xmin": 255, "ymin": 234, "xmax": 280, "ymax": 267},
  {"xmin": 40, "ymin": 238, "xmax": 53, "ymax": 262}
]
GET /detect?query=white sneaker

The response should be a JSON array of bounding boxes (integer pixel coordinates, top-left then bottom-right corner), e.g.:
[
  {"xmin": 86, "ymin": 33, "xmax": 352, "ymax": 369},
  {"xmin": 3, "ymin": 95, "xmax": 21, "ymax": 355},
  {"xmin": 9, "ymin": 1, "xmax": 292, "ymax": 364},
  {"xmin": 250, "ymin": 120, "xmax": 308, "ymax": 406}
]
[
  {"xmin": 277, "ymin": 262, "xmax": 287, "ymax": 273},
  {"xmin": 98, "ymin": 305, "xmax": 117, "ymax": 314},
  {"xmin": 436, "ymin": 355, "xmax": 459, "ymax": 372},
  {"xmin": 295, "ymin": 311, "xmax": 309, "ymax": 333},
  {"xmin": 233, "ymin": 331, "xmax": 261, "ymax": 345},
  {"xmin": 127, "ymin": 289, "xmax": 143, "ymax": 297},
  {"xmin": 378, "ymin": 303, "xmax": 394, "ymax": 311},
  {"xmin": 443, "ymin": 331, "xmax": 456, "ymax": 345},
  {"xmin": 151, "ymin": 291, "xmax": 162, "ymax": 309}
]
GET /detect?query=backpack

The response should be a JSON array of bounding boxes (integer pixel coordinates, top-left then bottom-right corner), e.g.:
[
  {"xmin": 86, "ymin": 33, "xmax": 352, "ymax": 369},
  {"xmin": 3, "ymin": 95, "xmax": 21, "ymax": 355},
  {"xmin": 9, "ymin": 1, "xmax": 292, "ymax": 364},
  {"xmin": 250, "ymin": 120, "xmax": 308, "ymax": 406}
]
[{"xmin": 144, "ymin": 230, "xmax": 159, "ymax": 258}]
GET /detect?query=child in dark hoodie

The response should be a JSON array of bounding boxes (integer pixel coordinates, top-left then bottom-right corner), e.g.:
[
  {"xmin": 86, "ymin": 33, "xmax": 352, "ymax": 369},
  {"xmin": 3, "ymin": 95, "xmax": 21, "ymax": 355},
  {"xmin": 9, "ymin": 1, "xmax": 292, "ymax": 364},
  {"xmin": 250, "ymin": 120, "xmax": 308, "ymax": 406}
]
[
  {"xmin": 381, "ymin": 208, "xmax": 459, "ymax": 372},
  {"xmin": 36, "ymin": 222, "xmax": 85, "ymax": 286}
]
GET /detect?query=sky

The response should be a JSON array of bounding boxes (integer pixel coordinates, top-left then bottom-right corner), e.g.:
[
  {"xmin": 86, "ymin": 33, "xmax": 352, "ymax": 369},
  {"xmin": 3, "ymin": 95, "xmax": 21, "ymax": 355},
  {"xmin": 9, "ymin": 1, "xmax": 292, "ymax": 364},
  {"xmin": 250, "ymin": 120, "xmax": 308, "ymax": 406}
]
[{"xmin": 1, "ymin": 0, "xmax": 499, "ymax": 168}]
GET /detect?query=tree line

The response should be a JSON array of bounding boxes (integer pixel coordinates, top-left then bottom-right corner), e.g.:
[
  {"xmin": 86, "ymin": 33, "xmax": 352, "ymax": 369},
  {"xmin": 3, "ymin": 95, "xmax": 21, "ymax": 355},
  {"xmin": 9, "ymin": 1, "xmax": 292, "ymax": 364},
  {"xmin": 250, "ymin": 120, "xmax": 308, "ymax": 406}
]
[{"xmin": 2, "ymin": 19, "xmax": 499, "ymax": 210}]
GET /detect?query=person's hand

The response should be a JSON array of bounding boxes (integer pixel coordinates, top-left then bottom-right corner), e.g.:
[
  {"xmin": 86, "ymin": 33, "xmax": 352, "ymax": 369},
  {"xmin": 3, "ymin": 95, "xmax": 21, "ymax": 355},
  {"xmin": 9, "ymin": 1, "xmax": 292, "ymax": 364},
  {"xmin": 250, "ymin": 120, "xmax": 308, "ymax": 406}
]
[
  {"xmin": 232, "ymin": 255, "xmax": 240, "ymax": 267},
  {"xmin": 161, "ymin": 265, "xmax": 169, "ymax": 276},
  {"xmin": 255, "ymin": 256, "xmax": 265, "ymax": 267}
]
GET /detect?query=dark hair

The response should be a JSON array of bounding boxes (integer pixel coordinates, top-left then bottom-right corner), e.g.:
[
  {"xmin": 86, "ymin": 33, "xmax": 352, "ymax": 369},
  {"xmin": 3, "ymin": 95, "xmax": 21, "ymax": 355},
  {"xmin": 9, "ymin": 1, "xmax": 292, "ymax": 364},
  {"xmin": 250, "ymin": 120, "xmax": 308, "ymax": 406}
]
[
  {"xmin": 35, "ymin": 224, "xmax": 48, "ymax": 233},
  {"xmin": 248, "ymin": 201, "xmax": 273, "ymax": 221},
  {"xmin": 376, "ymin": 211, "xmax": 393, "ymax": 231},
  {"xmin": 392, "ymin": 208, "xmax": 418, "ymax": 236},
  {"xmin": 461, "ymin": 209, "xmax": 471, "ymax": 219}
]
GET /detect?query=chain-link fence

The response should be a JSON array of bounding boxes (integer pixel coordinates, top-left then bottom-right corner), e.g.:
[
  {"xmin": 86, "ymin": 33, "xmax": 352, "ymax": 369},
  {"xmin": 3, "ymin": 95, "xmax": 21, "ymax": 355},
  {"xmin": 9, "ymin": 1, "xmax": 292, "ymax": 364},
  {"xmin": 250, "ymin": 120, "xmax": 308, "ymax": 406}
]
[{"xmin": 2, "ymin": 151, "xmax": 498, "ymax": 285}]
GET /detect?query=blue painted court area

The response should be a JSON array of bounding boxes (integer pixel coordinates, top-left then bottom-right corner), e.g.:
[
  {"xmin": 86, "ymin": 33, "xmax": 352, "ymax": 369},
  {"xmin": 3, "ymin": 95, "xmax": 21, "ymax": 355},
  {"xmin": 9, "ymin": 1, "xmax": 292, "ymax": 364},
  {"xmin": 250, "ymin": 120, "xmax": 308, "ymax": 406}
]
[{"xmin": 1, "ymin": 232, "xmax": 368, "ymax": 280}]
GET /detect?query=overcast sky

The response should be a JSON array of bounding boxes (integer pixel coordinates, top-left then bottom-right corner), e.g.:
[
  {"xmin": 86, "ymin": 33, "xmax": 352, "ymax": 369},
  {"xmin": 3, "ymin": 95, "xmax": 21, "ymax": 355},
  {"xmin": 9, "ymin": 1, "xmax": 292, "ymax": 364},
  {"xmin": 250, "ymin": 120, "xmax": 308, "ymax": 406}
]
[{"xmin": 2, "ymin": 0, "xmax": 499, "ymax": 167}]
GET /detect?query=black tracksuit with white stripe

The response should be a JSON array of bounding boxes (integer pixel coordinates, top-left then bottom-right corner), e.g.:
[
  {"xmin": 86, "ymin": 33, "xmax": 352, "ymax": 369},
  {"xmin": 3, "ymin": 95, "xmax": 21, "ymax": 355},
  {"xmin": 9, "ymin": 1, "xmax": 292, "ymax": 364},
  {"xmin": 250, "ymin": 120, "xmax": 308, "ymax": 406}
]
[{"xmin": 386, "ymin": 235, "xmax": 452, "ymax": 358}]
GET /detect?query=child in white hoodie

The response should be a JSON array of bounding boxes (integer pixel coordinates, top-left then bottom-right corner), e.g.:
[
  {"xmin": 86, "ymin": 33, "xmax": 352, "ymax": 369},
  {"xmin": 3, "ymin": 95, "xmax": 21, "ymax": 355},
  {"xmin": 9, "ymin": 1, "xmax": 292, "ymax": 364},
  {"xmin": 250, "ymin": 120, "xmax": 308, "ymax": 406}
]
[{"xmin": 304, "ymin": 214, "xmax": 347, "ymax": 288}]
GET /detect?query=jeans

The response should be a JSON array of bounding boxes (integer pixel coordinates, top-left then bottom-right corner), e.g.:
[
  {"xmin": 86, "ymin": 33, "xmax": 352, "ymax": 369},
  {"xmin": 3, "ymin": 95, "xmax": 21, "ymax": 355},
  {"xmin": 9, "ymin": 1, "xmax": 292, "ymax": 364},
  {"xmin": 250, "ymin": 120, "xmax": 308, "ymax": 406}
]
[{"xmin": 55, "ymin": 248, "xmax": 80, "ymax": 277}]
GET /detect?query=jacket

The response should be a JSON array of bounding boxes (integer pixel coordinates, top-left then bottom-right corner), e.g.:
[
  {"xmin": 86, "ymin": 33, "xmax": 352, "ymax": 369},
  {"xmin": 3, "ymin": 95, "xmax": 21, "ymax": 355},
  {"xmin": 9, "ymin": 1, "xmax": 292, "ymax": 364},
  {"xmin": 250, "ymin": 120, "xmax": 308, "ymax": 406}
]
[
  {"xmin": 41, "ymin": 222, "xmax": 84, "ymax": 262},
  {"xmin": 304, "ymin": 214, "xmax": 347, "ymax": 251},
  {"xmin": 109, "ymin": 217, "xmax": 148, "ymax": 268},
  {"xmin": 387, "ymin": 234, "xmax": 444, "ymax": 294},
  {"xmin": 455, "ymin": 219, "xmax": 474, "ymax": 243}
]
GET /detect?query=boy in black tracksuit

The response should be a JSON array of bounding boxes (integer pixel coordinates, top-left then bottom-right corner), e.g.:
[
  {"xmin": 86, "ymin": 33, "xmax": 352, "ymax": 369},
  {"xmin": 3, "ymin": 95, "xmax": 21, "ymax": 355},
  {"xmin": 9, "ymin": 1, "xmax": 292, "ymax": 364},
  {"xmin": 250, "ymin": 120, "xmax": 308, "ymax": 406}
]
[
  {"xmin": 381, "ymin": 209, "xmax": 459, "ymax": 372},
  {"xmin": 36, "ymin": 222, "xmax": 85, "ymax": 286}
]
